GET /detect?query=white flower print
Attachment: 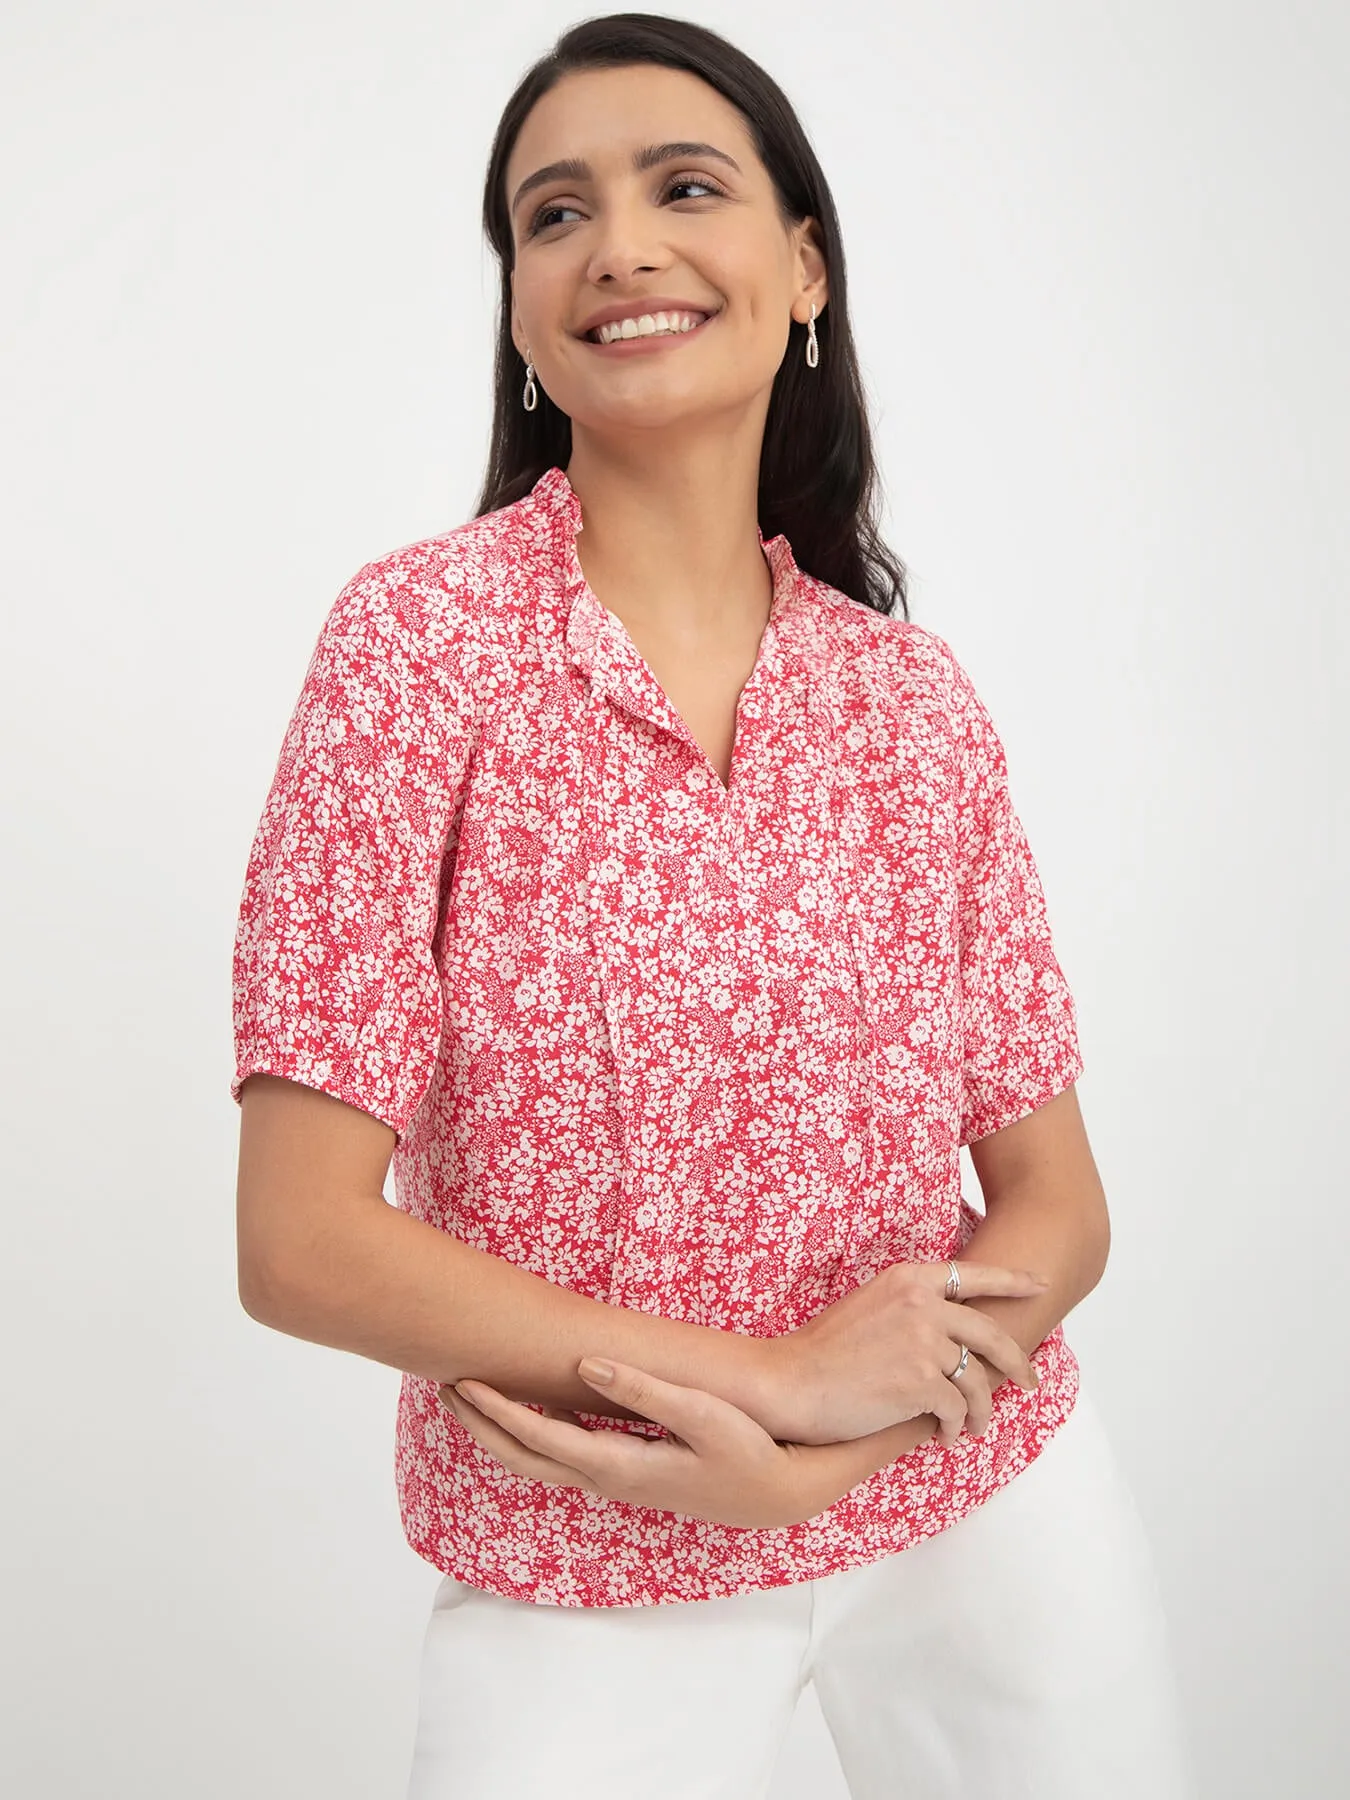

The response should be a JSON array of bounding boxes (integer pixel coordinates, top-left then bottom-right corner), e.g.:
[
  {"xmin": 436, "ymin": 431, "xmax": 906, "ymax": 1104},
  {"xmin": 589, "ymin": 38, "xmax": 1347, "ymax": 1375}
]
[{"xmin": 232, "ymin": 465, "xmax": 1085, "ymax": 1608}]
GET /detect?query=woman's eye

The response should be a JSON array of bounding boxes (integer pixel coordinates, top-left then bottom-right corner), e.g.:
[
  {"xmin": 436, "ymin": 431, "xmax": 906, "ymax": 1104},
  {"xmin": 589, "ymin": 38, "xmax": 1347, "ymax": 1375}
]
[
  {"xmin": 665, "ymin": 175, "xmax": 723, "ymax": 202},
  {"xmin": 526, "ymin": 175, "xmax": 725, "ymax": 237},
  {"xmin": 528, "ymin": 201, "xmax": 581, "ymax": 234}
]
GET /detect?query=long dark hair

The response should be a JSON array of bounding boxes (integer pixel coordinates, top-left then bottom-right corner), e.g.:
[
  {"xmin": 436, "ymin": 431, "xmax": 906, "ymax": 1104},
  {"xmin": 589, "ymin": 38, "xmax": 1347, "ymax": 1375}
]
[{"xmin": 472, "ymin": 11, "xmax": 909, "ymax": 620}]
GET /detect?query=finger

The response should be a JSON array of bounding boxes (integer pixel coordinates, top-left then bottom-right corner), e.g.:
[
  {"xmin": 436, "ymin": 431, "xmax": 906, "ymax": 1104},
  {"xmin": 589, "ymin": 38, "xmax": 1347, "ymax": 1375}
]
[
  {"xmin": 444, "ymin": 1388, "xmax": 587, "ymax": 1486},
  {"xmin": 575, "ymin": 1358, "xmax": 769, "ymax": 1460},
  {"xmin": 436, "ymin": 1383, "xmax": 587, "ymax": 1430},
  {"xmin": 574, "ymin": 1359, "xmax": 788, "ymax": 1521},
  {"xmin": 950, "ymin": 1359, "xmax": 995, "ymax": 1437},
  {"xmin": 940, "ymin": 1308, "xmax": 1041, "ymax": 1390},
  {"xmin": 929, "ymin": 1378, "xmax": 970, "ymax": 1447},
  {"xmin": 540, "ymin": 1404, "xmax": 593, "ymax": 1428},
  {"xmin": 446, "ymin": 1385, "xmax": 604, "ymax": 1492},
  {"xmin": 931, "ymin": 1260, "xmax": 1051, "ymax": 1299}
]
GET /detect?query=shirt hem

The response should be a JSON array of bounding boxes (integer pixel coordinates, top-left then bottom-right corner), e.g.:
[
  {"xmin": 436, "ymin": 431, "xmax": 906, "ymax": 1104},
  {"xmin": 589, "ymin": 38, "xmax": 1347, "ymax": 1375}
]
[{"xmin": 396, "ymin": 1330, "xmax": 1081, "ymax": 1608}]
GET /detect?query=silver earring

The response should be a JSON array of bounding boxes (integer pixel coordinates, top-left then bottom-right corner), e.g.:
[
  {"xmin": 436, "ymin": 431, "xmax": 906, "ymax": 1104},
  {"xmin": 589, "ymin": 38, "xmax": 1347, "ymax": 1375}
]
[
  {"xmin": 522, "ymin": 353, "xmax": 538, "ymax": 412},
  {"xmin": 805, "ymin": 302, "xmax": 819, "ymax": 369}
]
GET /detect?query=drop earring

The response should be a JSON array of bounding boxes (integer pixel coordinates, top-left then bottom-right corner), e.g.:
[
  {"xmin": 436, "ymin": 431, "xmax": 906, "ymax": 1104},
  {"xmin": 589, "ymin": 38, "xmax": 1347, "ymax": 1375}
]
[
  {"xmin": 522, "ymin": 349, "xmax": 538, "ymax": 412},
  {"xmin": 805, "ymin": 302, "xmax": 819, "ymax": 369}
]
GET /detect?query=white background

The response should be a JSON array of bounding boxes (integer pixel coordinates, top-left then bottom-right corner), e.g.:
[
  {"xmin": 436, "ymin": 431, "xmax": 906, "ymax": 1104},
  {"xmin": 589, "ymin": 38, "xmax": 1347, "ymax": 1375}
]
[{"xmin": 3, "ymin": 2, "xmax": 1346, "ymax": 1795}]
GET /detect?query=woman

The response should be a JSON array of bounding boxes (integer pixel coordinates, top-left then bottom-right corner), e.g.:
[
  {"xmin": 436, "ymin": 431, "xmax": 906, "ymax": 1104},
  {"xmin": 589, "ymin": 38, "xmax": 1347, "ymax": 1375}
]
[{"xmin": 231, "ymin": 13, "xmax": 1193, "ymax": 1798}]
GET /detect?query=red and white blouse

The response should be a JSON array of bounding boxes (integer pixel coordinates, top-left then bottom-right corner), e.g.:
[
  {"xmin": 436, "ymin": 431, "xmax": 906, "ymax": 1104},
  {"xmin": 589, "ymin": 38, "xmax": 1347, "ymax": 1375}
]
[{"xmin": 230, "ymin": 463, "xmax": 1086, "ymax": 1608}]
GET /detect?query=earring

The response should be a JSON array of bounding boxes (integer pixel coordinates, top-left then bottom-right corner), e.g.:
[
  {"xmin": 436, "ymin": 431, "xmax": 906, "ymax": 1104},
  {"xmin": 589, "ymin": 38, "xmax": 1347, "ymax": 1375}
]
[
  {"xmin": 805, "ymin": 302, "xmax": 819, "ymax": 369},
  {"xmin": 522, "ymin": 351, "xmax": 538, "ymax": 412}
]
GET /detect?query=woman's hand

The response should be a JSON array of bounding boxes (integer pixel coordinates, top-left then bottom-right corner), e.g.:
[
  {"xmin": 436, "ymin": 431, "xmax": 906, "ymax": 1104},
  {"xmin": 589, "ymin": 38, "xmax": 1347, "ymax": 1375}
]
[
  {"xmin": 761, "ymin": 1259, "xmax": 1051, "ymax": 1449},
  {"xmin": 437, "ymin": 1358, "xmax": 908, "ymax": 1530}
]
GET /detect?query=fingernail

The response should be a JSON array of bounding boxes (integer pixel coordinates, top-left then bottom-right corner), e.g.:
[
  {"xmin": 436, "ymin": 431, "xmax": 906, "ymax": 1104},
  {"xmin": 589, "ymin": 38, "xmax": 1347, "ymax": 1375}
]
[
  {"xmin": 578, "ymin": 1358, "xmax": 614, "ymax": 1384},
  {"xmin": 454, "ymin": 1382, "xmax": 473, "ymax": 1401}
]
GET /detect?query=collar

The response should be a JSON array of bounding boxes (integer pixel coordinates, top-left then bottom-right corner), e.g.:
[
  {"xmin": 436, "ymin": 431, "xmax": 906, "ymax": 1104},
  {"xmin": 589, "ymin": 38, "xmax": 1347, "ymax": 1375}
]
[{"xmin": 522, "ymin": 464, "xmax": 811, "ymax": 700}]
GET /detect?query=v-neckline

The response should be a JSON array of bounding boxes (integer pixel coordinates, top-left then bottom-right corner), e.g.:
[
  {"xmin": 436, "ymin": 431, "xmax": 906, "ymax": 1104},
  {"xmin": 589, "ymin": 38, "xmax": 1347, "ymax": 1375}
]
[
  {"xmin": 546, "ymin": 463, "xmax": 805, "ymax": 802},
  {"xmin": 591, "ymin": 581, "xmax": 779, "ymax": 797}
]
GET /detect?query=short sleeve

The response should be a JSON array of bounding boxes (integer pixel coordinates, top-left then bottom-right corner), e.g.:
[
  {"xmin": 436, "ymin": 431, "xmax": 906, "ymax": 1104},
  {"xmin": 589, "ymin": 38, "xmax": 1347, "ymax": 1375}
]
[
  {"xmin": 229, "ymin": 559, "xmax": 479, "ymax": 1142},
  {"xmin": 938, "ymin": 637, "xmax": 1085, "ymax": 1147}
]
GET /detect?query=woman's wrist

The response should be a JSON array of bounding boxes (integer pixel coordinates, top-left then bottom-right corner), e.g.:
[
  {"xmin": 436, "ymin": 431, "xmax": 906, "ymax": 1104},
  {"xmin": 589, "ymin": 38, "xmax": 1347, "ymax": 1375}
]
[
  {"xmin": 784, "ymin": 1410, "xmax": 939, "ymax": 1525},
  {"xmin": 848, "ymin": 1412, "xmax": 940, "ymax": 1485},
  {"xmin": 734, "ymin": 1330, "xmax": 799, "ymax": 1440},
  {"xmin": 739, "ymin": 1331, "xmax": 941, "ymax": 1461}
]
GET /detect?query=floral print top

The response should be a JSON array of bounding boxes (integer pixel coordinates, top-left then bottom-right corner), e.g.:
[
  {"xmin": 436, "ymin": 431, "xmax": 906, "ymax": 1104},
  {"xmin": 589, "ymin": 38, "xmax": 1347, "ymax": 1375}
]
[{"xmin": 230, "ymin": 463, "xmax": 1085, "ymax": 1608}]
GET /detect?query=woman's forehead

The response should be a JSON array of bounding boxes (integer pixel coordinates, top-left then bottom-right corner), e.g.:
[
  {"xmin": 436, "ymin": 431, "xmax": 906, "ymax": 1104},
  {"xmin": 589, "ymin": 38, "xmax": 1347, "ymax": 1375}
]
[{"xmin": 507, "ymin": 65, "xmax": 754, "ymax": 179}]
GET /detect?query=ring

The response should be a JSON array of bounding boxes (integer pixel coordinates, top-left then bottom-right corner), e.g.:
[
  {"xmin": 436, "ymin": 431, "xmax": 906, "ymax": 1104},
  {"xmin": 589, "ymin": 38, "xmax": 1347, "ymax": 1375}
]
[
  {"xmin": 948, "ymin": 1344, "xmax": 969, "ymax": 1381},
  {"xmin": 944, "ymin": 1259, "xmax": 962, "ymax": 1301}
]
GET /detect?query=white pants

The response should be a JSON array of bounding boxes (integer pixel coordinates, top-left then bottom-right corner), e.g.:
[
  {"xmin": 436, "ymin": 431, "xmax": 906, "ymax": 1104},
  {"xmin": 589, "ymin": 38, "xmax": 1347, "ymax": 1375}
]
[{"xmin": 405, "ymin": 1381, "xmax": 1194, "ymax": 1798}]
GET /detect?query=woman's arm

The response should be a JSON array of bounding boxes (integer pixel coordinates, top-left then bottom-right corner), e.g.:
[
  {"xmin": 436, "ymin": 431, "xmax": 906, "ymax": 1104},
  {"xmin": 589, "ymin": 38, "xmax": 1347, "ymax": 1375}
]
[
  {"xmin": 956, "ymin": 1084, "xmax": 1110, "ymax": 1393},
  {"xmin": 237, "ymin": 1075, "xmax": 781, "ymax": 1428},
  {"xmin": 238, "ymin": 1074, "xmax": 1102, "ymax": 1456}
]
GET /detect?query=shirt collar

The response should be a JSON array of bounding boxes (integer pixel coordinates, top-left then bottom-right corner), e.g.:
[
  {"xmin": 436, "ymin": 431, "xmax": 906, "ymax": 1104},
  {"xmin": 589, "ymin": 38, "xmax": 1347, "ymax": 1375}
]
[{"xmin": 522, "ymin": 463, "xmax": 812, "ymax": 694}]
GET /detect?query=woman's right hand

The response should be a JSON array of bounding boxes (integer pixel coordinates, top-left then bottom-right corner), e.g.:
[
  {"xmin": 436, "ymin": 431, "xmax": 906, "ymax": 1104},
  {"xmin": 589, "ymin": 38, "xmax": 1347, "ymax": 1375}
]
[{"xmin": 764, "ymin": 1261, "xmax": 1050, "ymax": 1449}]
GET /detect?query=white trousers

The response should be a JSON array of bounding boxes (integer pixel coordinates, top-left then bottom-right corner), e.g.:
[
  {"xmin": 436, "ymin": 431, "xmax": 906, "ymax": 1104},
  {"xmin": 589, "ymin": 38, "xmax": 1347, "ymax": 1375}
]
[{"xmin": 405, "ymin": 1381, "xmax": 1194, "ymax": 1799}]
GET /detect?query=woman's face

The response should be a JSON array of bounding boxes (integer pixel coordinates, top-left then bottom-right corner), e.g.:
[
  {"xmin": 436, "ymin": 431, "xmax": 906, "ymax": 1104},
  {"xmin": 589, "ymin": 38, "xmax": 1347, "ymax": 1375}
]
[{"xmin": 503, "ymin": 62, "xmax": 828, "ymax": 440}]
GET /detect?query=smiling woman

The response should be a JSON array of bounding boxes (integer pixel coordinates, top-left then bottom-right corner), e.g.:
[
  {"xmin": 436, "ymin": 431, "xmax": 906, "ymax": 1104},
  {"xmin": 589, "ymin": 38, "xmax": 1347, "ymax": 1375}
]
[
  {"xmin": 228, "ymin": 10, "xmax": 1194, "ymax": 1800},
  {"xmin": 489, "ymin": 68, "xmax": 842, "ymax": 552}
]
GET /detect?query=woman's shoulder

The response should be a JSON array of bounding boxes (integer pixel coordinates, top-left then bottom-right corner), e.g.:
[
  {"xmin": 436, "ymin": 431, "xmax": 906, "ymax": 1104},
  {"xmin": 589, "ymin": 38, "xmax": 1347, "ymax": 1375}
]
[
  {"xmin": 803, "ymin": 576, "xmax": 973, "ymax": 706},
  {"xmin": 314, "ymin": 495, "xmax": 539, "ymax": 682}
]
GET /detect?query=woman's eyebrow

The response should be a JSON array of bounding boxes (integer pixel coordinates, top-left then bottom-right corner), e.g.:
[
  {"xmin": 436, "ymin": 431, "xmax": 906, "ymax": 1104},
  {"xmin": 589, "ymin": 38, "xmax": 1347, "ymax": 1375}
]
[{"xmin": 510, "ymin": 141, "xmax": 743, "ymax": 219}]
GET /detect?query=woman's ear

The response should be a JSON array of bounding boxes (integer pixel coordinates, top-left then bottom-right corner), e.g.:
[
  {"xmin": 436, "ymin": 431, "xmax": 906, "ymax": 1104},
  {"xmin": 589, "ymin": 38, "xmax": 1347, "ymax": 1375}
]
[
  {"xmin": 796, "ymin": 218, "xmax": 829, "ymax": 315},
  {"xmin": 508, "ymin": 274, "xmax": 525, "ymax": 358}
]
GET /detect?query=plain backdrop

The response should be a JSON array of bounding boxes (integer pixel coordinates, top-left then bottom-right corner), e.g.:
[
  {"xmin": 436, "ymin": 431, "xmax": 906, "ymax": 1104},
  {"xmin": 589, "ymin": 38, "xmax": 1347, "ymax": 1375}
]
[{"xmin": 3, "ymin": 2, "xmax": 1346, "ymax": 1795}]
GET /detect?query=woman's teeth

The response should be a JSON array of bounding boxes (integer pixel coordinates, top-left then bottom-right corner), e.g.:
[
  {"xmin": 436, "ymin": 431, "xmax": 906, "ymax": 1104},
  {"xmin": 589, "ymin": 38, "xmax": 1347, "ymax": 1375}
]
[{"xmin": 591, "ymin": 311, "xmax": 709, "ymax": 345}]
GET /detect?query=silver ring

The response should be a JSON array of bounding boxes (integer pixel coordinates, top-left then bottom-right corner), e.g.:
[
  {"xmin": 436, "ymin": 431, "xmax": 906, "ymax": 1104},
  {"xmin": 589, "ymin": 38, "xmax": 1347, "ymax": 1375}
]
[
  {"xmin": 944, "ymin": 1259, "xmax": 962, "ymax": 1301},
  {"xmin": 948, "ymin": 1344, "xmax": 970, "ymax": 1381}
]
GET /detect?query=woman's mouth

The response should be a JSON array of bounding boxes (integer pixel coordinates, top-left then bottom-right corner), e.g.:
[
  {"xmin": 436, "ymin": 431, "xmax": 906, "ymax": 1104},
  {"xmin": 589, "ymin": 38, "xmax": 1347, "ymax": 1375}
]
[{"xmin": 580, "ymin": 309, "xmax": 718, "ymax": 353}]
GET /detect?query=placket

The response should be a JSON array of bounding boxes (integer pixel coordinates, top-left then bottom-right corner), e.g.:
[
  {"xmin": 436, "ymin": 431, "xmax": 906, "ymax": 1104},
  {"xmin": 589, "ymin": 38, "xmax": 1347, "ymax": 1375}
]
[
  {"xmin": 562, "ymin": 593, "xmax": 679, "ymax": 1300},
  {"xmin": 558, "ymin": 539, "xmax": 879, "ymax": 1313},
  {"xmin": 563, "ymin": 589, "xmax": 779, "ymax": 1303},
  {"xmin": 799, "ymin": 649, "xmax": 885, "ymax": 1302}
]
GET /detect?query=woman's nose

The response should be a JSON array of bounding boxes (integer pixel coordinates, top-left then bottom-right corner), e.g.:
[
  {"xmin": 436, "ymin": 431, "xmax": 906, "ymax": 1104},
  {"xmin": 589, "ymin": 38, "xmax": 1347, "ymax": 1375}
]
[{"xmin": 583, "ymin": 199, "xmax": 670, "ymax": 286}]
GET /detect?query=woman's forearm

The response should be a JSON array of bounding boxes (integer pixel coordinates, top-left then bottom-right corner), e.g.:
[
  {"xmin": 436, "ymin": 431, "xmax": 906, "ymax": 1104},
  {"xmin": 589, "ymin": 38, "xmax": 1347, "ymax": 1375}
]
[
  {"xmin": 242, "ymin": 1166, "xmax": 1104, "ymax": 1455},
  {"xmin": 243, "ymin": 1194, "xmax": 779, "ymax": 1427},
  {"xmin": 955, "ymin": 1166, "xmax": 1110, "ymax": 1394}
]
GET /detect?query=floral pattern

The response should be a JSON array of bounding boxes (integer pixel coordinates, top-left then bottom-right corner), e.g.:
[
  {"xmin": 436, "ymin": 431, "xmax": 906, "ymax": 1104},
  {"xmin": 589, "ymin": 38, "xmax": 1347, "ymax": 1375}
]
[{"xmin": 231, "ymin": 464, "xmax": 1085, "ymax": 1607}]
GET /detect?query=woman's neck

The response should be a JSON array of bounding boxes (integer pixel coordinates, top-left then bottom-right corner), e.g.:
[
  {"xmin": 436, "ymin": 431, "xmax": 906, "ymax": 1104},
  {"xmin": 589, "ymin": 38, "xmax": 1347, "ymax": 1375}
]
[{"xmin": 564, "ymin": 437, "xmax": 771, "ymax": 636}]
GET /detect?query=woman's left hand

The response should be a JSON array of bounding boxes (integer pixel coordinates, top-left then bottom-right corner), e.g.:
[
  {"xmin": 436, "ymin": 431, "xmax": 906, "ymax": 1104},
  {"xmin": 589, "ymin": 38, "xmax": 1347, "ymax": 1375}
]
[{"xmin": 437, "ymin": 1359, "xmax": 872, "ymax": 1530}]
